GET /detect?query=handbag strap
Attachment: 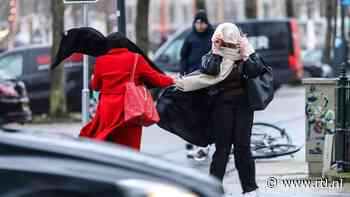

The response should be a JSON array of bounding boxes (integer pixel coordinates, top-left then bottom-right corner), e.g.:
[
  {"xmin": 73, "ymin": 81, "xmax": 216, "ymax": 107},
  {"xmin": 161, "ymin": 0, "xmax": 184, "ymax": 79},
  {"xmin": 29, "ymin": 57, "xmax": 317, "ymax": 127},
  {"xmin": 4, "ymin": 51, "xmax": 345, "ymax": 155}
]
[{"xmin": 130, "ymin": 54, "xmax": 139, "ymax": 82}]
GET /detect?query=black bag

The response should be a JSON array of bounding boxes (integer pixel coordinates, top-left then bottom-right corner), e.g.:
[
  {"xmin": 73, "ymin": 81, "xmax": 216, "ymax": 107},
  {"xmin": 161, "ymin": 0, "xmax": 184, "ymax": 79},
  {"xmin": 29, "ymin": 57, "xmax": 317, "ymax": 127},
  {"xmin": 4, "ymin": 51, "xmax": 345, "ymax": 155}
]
[
  {"xmin": 156, "ymin": 86, "xmax": 212, "ymax": 147},
  {"xmin": 243, "ymin": 55, "xmax": 274, "ymax": 111},
  {"xmin": 200, "ymin": 52, "xmax": 222, "ymax": 76}
]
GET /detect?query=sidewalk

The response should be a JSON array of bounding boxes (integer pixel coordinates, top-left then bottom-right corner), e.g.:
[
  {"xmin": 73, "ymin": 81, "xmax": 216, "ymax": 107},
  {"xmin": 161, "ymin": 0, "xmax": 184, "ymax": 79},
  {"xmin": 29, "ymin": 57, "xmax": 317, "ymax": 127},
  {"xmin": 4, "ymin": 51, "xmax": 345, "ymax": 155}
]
[
  {"xmin": 157, "ymin": 145, "xmax": 350, "ymax": 197},
  {"xmin": 185, "ymin": 156, "xmax": 350, "ymax": 196}
]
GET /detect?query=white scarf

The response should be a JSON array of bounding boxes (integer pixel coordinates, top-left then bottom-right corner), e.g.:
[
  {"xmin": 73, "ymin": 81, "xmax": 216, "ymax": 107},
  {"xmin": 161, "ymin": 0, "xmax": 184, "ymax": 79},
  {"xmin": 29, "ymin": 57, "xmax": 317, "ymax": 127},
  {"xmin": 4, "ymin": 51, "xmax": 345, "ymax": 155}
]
[{"xmin": 176, "ymin": 23, "xmax": 243, "ymax": 92}]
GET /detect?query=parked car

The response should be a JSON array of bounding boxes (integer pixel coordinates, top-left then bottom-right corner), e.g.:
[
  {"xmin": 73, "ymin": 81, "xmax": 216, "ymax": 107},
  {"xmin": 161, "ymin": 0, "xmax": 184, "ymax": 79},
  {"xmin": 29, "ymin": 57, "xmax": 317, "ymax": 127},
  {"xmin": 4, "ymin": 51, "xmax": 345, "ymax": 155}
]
[
  {"xmin": 152, "ymin": 18, "xmax": 304, "ymax": 90},
  {"xmin": 0, "ymin": 45, "xmax": 94, "ymax": 114},
  {"xmin": 302, "ymin": 49, "xmax": 334, "ymax": 78},
  {"xmin": 0, "ymin": 127, "xmax": 223, "ymax": 197},
  {"xmin": 0, "ymin": 70, "xmax": 31, "ymax": 124}
]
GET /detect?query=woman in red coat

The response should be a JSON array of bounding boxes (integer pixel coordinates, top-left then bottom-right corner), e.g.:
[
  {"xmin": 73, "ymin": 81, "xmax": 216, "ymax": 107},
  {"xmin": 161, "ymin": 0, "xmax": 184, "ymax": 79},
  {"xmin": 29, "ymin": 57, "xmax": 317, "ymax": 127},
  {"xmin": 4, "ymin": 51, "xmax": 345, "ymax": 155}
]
[{"xmin": 80, "ymin": 48, "xmax": 174, "ymax": 150}]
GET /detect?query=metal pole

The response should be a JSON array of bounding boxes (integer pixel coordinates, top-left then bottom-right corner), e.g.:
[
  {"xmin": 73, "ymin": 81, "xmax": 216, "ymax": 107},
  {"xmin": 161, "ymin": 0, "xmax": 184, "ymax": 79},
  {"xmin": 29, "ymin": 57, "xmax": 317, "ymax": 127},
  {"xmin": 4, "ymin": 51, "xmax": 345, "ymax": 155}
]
[
  {"xmin": 82, "ymin": 4, "xmax": 90, "ymax": 124},
  {"xmin": 116, "ymin": 0, "xmax": 126, "ymax": 35},
  {"xmin": 341, "ymin": 5, "xmax": 346, "ymax": 49},
  {"xmin": 336, "ymin": 3, "xmax": 350, "ymax": 171},
  {"xmin": 333, "ymin": 0, "xmax": 338, "ymax": 51}
]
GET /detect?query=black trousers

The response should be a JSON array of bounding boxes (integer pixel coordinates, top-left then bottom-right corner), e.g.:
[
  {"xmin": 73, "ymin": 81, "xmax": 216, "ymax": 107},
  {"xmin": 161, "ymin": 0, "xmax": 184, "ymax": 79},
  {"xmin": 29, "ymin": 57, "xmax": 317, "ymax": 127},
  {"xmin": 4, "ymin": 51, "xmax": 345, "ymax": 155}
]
[{"xmin": 209, "ymin": 93, "xmax": 258, "ymax": 193}]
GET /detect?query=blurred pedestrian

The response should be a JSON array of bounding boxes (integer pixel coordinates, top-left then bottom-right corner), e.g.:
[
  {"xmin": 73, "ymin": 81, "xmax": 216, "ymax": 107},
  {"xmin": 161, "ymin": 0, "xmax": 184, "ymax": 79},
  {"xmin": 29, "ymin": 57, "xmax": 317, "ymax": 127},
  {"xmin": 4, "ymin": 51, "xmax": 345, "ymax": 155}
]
[
  {"xmin": 180, "ymin": 10, "xmax": 214, "ymax": 159},
  {"xmin": 180, "ymin": 10, "xmax": 214, "ymax": 75},
  {"xmin": 175, "ymin": 23, "xmax": 264, "ymax": 196},
  {"xmin": 80, "ymin": 33, "xmax": 174, "ymax": 150}
]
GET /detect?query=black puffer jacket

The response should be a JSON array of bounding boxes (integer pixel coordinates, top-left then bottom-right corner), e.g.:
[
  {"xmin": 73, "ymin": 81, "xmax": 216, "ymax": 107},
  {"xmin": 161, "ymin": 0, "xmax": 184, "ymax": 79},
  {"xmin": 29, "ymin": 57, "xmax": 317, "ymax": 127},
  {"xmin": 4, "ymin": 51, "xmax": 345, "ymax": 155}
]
[{"xmin": 180, "ymin": 11, "xmax": 214, "ymax": 75}]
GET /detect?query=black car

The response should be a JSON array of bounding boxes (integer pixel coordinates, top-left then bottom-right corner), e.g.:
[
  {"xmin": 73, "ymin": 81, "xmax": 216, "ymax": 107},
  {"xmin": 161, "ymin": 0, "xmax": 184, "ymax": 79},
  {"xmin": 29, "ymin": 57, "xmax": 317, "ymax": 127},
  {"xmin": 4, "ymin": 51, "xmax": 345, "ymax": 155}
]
[
  {"xmin": 0, "ymin": 45, "xmax": 94, "ymax": 114},
  {"xmin": 0, "ymin": 70, "xmax": 31, "ymax": 124},
  {"xmin": 0, "ymin": 127, "xmax": 223, "ymax": 197},
  {"xmin": 153, "ymin": 19, "xmax": 304, "ymax": 89}
]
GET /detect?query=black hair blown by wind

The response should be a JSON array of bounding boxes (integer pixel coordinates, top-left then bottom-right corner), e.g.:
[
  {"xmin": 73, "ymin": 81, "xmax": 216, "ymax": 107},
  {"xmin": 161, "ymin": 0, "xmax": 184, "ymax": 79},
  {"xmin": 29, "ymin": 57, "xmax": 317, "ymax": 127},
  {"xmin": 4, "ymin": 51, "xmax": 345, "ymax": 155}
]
[{"xmin": 51, "ymin": 27, "xmax": 163, "ymax": 74}]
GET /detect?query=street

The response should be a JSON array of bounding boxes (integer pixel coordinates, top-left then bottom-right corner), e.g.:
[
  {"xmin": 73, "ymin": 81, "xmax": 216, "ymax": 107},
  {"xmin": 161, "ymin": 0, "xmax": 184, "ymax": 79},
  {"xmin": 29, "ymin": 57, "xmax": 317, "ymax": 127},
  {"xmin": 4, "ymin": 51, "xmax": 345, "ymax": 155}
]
[
  {"xmin": 7, "ymin": 85, "xmax": 319, "ymax": 196},
  {"xmin": 2, "ymin": 0, "xmax": 350, "ymax": 196}
]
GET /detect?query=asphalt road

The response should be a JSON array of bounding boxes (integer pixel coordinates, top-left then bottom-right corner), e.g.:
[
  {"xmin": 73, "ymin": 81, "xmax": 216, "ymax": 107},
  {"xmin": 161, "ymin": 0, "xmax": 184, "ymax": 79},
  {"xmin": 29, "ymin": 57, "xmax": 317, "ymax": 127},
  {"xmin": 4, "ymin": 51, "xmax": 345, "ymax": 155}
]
[
  {"xmin": 141, "ymin": 84, "xmax": 306, "ymax": 162},
  {"xmin": 6, "ymin": 85, "xmax": 315, "ymax": 196},
  {"xmin": 8, "ymin": 85, "xmax": 306, "ymax": 162}
]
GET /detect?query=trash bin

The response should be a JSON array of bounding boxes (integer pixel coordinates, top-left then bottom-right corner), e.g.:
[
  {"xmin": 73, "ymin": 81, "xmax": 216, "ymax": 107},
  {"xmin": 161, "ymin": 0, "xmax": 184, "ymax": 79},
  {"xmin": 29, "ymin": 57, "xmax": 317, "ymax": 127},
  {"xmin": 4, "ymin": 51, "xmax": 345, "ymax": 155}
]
[{"xmin": 303, "ymin": 78, "xmax": 337, "ymax": 176}]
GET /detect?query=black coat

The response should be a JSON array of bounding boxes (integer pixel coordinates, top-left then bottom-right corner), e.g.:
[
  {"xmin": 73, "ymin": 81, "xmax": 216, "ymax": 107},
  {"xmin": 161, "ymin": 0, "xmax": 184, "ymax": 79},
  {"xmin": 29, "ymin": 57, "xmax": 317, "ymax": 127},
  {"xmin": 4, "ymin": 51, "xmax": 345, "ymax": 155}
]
[
  {"xmin": 156, "ymin": 53, "xmax": 266, "ymax": 147},
  {"xmin": 180, "ymin": 26, "xmax": 214, "ymax": 75},
  {"xmin": 156, "ymin": 87, "xmax": 213, "ymax": 147}
]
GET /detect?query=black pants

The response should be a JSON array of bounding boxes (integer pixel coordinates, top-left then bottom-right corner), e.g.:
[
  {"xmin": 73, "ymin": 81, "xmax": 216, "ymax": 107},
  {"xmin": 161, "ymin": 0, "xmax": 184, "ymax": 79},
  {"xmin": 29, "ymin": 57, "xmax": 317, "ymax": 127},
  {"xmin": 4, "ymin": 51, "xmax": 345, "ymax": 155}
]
[{"xmin": 209, "ymin": 93, "xmax": 258, "ymax": 193}]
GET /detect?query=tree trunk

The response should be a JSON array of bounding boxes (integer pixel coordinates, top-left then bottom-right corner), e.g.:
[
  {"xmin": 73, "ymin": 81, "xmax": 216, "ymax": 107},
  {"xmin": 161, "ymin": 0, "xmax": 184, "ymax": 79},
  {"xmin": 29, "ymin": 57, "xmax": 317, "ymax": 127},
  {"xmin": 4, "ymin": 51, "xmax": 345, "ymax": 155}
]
[
  {"xmin": 323, "ymin": 0, "xmax": 334, "ymax": 64},
  {"xmin": 135, "ymin": 0, "xmax": 150, "ymax": 53},
  {"xmin": 50, "ymin": 0, "xmax": 67, "ymax": 117},
  {"xmin": 195, "ymin": 0, "xmax": 206, "ymax": 10},
  {"xmin": 245, "ymin": 0, "xmax": 258, "ymax": 19},
  {"xmin": 286, "ymin": 0, "xmax": 294, "ymax": 18}
]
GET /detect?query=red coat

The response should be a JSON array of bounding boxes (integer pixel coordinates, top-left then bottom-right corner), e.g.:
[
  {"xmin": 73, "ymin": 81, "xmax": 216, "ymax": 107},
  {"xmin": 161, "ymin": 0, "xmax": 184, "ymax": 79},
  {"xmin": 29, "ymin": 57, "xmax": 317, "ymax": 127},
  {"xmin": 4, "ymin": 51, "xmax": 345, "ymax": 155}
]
[{"xmin": 80, "ymin": 48, "xmax": 173, "ymax": 149}]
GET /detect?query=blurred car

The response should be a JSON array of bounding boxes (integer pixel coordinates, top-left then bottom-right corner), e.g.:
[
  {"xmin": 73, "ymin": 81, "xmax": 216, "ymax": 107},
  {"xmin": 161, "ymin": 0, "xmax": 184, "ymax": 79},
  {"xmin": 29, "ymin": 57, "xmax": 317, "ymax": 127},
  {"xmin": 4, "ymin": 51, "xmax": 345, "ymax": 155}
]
[
  {"xmin": 152, "ymin": 19, "xmax": 304, "ymax": 90},
  {"xmin": 302, "ymin": 49, "xmax": 333, "ymax": 78},
  {"xmin": 0, "ymin": 127, "xmax": 223, "ymax": 197},
  {"xmin": 0, "ymin": 45, "xmax": 94, "ymax": 114},
  {"xmin": 0, "ymin": 70, "xmax": 31, "ymax": 124}
]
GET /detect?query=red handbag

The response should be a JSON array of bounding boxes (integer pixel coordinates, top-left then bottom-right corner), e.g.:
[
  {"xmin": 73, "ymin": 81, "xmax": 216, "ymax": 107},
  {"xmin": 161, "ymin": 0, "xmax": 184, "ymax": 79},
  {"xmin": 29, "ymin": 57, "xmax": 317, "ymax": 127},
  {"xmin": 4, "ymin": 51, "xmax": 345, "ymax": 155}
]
[{"xmin": 124, "ymin": 54, "xmax": 160, "ymax": 126}]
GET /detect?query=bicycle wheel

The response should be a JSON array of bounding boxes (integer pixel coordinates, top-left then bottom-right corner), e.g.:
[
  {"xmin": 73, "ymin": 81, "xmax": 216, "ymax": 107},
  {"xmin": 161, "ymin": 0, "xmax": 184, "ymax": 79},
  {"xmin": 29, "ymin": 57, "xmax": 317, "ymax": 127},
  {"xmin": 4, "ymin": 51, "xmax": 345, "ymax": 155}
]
[
  {"xmin": 251, "ymin": 122, "xmax": 292, "ymax": 146},
  {"xmin": 252, "ymin": 144, "xmax": 301, "ymax": 159}
]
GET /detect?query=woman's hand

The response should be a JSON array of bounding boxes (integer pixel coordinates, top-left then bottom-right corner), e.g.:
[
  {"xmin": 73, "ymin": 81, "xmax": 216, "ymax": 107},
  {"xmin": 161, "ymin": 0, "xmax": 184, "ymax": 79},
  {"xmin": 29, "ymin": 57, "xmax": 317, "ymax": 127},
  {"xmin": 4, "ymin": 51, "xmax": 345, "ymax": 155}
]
[
  {"xmin": 212, "ymin": 37, "xmax": 223, "ymax": 55},
  {"xmin": 174, "ymin": 78, "xmax": 184, "ymax": 91},
  {"xmin": 239, "ymin": 37, "xmax": 255, "ymax": 61}
]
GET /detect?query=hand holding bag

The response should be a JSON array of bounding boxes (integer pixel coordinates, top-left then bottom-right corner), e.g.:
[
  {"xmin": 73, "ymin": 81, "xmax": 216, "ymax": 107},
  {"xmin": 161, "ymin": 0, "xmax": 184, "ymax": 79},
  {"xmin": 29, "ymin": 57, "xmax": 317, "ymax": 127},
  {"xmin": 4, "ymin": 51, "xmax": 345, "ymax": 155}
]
[
  {"xmin": 124, "ymin": 54, "xmax": 160, "ymax": 126},
  {"xmin": 200, "ymin": 52, "xmax": 222, "ymax": 76}
]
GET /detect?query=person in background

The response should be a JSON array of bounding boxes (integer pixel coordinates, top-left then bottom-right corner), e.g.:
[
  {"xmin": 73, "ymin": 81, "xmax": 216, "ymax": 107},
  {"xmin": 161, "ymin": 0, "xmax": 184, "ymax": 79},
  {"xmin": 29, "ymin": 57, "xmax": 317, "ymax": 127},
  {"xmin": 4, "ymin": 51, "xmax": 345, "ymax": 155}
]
[
  {"xmin": 180, "ymin": 10, "xmax": 214, "ymax": 75},
  {"xmin": 180, "ymin": 10, "xmax": 214, "ymax": 160}
]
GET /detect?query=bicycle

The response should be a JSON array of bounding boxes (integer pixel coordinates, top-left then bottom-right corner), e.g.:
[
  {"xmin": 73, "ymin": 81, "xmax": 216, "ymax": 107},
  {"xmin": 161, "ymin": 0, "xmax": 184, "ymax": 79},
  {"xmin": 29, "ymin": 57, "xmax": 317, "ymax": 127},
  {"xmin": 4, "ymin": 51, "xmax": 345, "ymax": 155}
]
[
  {"xmin": 250, "ymin": 122, "xmax": 301, "ymax": 159},
  {"xmin": 187, "ymin": 122, "xmax": 301, "ymax": 161}
]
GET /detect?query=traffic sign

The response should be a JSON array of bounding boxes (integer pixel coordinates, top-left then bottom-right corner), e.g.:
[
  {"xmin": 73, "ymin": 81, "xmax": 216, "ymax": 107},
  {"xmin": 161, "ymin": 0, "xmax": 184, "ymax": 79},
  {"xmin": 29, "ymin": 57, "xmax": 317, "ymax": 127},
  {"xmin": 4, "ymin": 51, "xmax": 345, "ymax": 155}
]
[{"xmin": 63, "ymin": 0, "xmax": 98, "ymax": 4}]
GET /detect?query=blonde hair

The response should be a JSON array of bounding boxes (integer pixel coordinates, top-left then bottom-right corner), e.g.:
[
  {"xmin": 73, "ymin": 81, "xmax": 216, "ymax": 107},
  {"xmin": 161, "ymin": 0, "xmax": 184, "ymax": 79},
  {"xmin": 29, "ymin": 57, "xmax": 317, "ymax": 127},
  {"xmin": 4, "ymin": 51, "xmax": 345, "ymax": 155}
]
[{"xmin": 212, "ymin": 23, "xmax": 242, "ymax": 44}]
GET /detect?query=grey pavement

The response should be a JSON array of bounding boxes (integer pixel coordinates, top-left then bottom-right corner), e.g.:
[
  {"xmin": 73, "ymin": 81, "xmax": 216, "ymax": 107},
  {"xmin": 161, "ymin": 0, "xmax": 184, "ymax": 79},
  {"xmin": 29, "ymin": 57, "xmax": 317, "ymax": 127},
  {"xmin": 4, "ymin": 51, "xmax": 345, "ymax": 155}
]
[{"xmin": 6, "ymin": 85, "xmax": 350, "ymax": 196}]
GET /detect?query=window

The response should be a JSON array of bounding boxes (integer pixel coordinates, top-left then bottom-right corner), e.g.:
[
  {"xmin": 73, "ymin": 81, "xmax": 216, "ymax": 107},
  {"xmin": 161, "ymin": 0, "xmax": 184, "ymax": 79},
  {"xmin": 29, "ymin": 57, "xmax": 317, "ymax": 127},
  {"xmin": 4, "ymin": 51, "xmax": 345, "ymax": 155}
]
[
  {"xmin": 239, "ymin": 22, "xmax": 290, "ymax": 52},
  {"xmin": 28, "ymin": 48, "xmax": 52, "ymax": 72},
  {"xmin": 0, "ymin": 54, "xmax": 24, "ymax": 78},
  {"xmin": 162, "ymin": 38, "xmax": 184, "ymax": 64},
  {"xmin": 156, "ymin": 36, "xmax": 186, "ymax": 72}
]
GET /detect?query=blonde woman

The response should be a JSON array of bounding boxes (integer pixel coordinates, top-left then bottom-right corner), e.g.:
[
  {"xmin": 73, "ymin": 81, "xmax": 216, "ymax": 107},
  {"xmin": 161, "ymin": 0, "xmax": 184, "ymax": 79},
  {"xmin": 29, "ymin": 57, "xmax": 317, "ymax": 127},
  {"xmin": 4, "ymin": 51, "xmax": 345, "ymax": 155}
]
[{"xmin": 175, "ymin": 23, "xmax": 263, "ymax": 196}]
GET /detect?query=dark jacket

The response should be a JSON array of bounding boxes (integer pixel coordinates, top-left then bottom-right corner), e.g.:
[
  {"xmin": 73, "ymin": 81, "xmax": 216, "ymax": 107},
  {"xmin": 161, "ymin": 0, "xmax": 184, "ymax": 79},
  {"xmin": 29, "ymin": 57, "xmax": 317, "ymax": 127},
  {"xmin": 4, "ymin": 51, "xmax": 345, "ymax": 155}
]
[
  {"xmin": 180, "ymin": 11, "xmax": 214, "ymax": 75},
  {"xmin": 209, "ymin": 53, "xmax": 265, "ymax": 96},
  {"xmin": 157, "ymin": 53, "xmax": 265, "ymax": 146}
]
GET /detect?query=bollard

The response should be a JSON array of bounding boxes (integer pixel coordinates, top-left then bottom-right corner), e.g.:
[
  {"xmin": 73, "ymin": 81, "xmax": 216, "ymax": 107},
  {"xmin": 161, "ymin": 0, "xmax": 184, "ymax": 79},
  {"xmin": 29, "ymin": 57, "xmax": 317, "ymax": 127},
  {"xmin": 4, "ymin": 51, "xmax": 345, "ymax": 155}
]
[
  {"xmin": 335, "ymin": 64, "xmax": 350, "ymax": 172},
  {"xmin": 344, "ymin": 69, "xmax": 350, "ymax": 171}
]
